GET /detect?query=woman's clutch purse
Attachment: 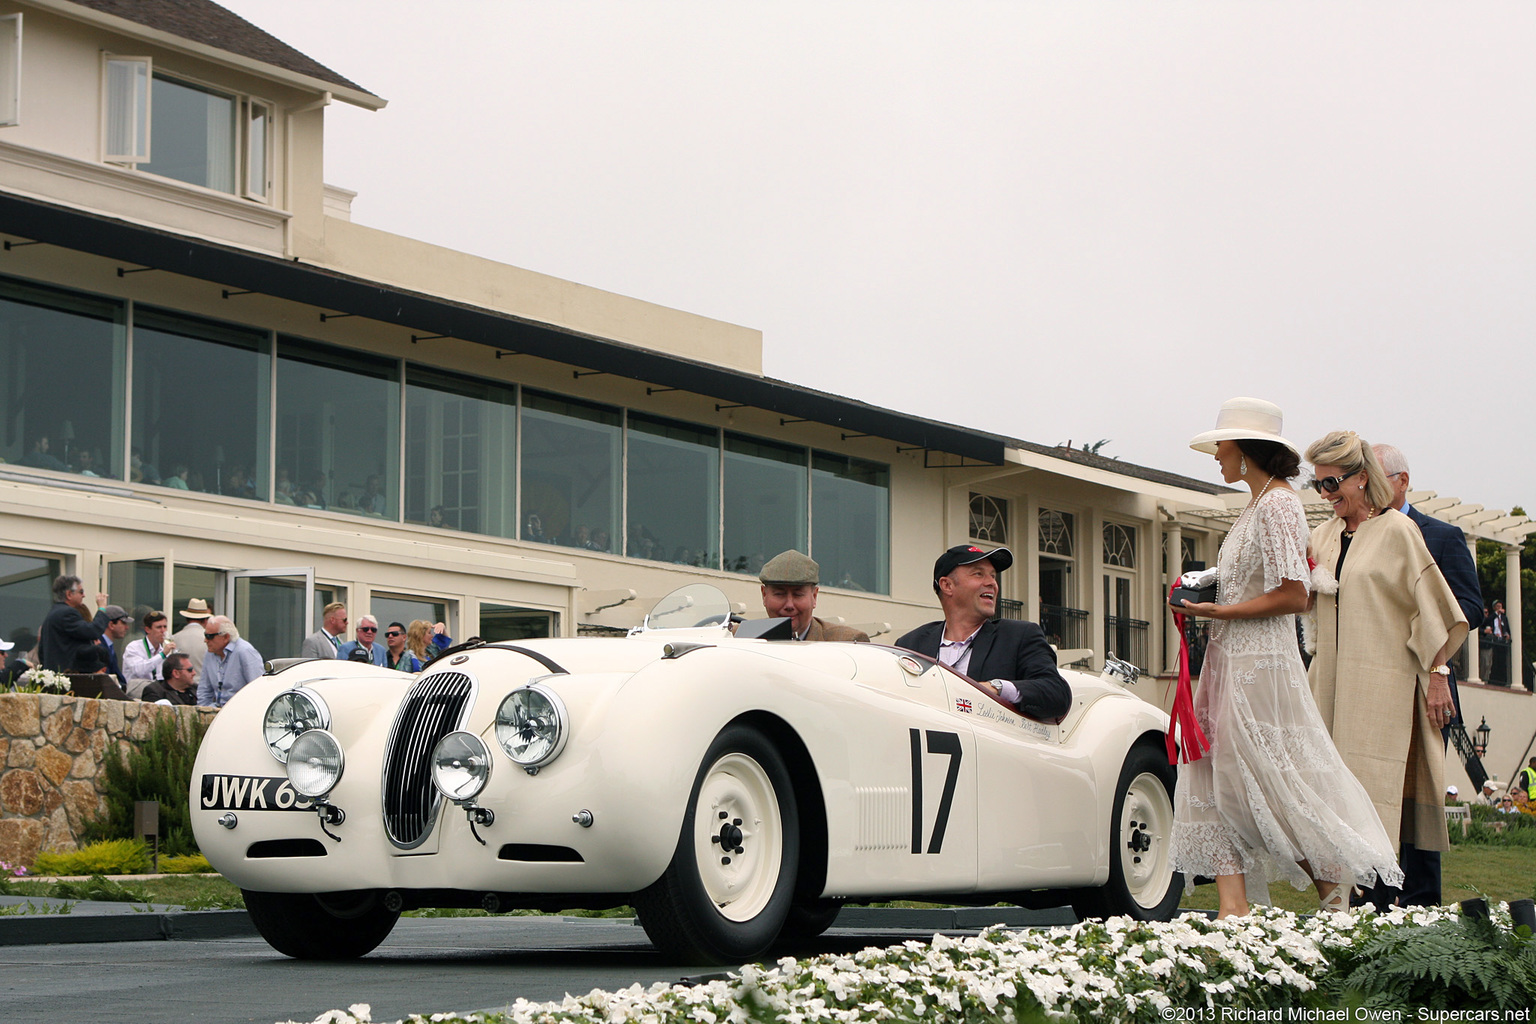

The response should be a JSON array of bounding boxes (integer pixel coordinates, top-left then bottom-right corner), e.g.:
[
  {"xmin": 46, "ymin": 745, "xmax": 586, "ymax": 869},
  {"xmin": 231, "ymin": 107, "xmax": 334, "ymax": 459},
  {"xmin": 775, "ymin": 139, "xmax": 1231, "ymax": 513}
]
[{"xmin": 1169, "ymin": 567, "xmax": 1219, "ymax": 608}]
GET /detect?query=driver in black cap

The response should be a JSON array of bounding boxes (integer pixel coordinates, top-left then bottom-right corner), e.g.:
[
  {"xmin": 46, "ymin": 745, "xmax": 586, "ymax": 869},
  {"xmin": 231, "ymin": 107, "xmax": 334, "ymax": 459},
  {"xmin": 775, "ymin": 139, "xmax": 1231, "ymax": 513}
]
[{"xmin": 896, "ymin": 545, "xmax": 1071, "ymax": 721}]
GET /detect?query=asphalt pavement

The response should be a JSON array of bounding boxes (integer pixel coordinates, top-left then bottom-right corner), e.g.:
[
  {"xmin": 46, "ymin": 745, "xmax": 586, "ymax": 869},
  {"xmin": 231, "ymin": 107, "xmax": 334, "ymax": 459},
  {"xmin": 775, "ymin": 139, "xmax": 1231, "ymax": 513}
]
[{"xmin": 0, "ymin": 899, "xmax": 1077, "ymax": 1024}]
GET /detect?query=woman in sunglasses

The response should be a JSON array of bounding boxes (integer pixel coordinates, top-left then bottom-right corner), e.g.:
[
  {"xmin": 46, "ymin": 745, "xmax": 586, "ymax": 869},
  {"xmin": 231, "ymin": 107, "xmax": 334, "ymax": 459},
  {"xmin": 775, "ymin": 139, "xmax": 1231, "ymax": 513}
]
[
  {"xmin": 1171, "ymin": 399, "xmax": 1401, "ymax": 919},
  {"xmin": 1304, "ymin": 430, "xmax": 1467, "ymax": 909}
]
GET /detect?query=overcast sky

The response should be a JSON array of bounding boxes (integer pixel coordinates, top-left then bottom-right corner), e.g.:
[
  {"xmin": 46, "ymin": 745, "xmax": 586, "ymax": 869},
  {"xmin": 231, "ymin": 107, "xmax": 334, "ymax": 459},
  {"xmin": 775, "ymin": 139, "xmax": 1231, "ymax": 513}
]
[{"xmin": 220, "ymin": 1, "xmax": 1535, "ymax": 516}]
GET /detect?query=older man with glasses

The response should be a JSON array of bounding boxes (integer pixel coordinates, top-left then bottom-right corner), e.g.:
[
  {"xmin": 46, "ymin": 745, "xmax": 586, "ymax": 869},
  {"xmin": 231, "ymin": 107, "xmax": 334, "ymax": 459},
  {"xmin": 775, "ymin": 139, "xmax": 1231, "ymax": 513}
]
[
  {"xmin": 197, "ymin": 616, "xmax": 263, "ymax": 708},
  {"xmin": 38, "ymin": 574, "xmax": 109, "ymax": 673},
  {"xmin": 339, "ymin": 614, "xmax": 388, "ymax": 666}
]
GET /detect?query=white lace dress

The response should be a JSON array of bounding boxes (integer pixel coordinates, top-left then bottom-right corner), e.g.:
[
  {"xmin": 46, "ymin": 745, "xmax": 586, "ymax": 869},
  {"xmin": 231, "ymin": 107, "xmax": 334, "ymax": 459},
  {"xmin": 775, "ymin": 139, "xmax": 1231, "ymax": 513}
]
[{"xmin": 1169, "ymin": 487, "xmax": 1403, "ymax": 904}]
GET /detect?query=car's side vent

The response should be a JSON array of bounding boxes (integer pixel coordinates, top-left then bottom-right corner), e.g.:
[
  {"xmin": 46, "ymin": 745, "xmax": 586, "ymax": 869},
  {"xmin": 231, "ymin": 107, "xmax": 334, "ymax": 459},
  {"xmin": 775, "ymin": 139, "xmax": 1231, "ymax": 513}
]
[
  {"xmin": 382, "ymin": 670, "xmax": 475, "ymax": 849},
  {"xmin": 496, "ymin": 844, "xmax": 584, "ymax": 863},
  {"xmin": 246, "ymin": 838, "xmax": 327, "ymax": 858},
  {"xmin": 854, "ymin": 786, "xmax": 909, "ymax": 851}
]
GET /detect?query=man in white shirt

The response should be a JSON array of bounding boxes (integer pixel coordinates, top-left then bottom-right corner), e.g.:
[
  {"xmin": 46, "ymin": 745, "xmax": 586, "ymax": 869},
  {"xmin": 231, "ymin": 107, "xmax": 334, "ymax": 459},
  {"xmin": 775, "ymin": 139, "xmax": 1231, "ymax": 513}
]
[{"xmin": 121, "ymin": 610, "xmax": 175, "ymax": 699}]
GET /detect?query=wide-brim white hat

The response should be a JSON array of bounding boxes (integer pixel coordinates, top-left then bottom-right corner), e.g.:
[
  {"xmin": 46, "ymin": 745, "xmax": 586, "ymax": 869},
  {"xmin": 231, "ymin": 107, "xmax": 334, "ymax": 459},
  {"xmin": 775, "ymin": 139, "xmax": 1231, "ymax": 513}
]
[{"xmin": 1189, "ymin": 397, "xmax": 1300, "ymax": 457}]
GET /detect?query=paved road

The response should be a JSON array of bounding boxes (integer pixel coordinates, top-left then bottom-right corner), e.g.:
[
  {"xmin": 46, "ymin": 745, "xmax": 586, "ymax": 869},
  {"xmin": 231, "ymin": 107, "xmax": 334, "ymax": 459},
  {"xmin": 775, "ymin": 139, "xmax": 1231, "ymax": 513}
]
[{"xmin": 0, "ymin": 914, "xmax": 1029, "ymax": 1024}]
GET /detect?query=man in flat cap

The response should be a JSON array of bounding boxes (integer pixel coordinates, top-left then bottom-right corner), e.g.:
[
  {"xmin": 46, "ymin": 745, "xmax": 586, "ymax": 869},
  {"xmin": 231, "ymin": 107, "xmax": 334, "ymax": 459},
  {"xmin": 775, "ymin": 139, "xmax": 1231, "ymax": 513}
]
[
  {"xmin": 896, "ymin": 545, "xmax": 1071, "ymax": 721},
  {"xmin": 759, "ymin": 550, "xmax": 870, "ymax": 642}
]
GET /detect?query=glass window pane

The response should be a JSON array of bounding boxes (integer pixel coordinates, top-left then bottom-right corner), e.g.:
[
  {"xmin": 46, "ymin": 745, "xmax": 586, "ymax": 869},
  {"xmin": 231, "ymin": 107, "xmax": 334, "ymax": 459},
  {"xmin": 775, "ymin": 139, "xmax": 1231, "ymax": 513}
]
[
  {"xmin": 405, "ymin": 366, "xmax": 516, "ymax": 538},
  {"xmin": 106, "ymin": 558, "xmax": 163, "ymax": 646},
  {"xmin": 277, "ymin": 339, "xmax": 400, "ymax": 519},
  {"xmin": 479, "ymin": 603, "xmax": 553, "ymax": 641},
  {"xmin": 173, "ymin": 564, "xmax": 221, "ymax": 622},
  {"xmin": 246, "ymin": 101, "xmax": 268, "ymax": 199},
  {"xmin": 520, "ymin": 390, "xmax": 620, "ymax": 551},
  {"xmin": 133, "ymin": 307, "xmax": 269, "ymax": 499},
  {"xmin": 627, "ymin": 412, "xmax": 718, "ymax": 567},
  {"xmin": 371, "ymin": 593, "xmax": 452, "ymax": 655},
  {"xmin": 811, "ymin": 451, "xmax": 889, "ymax": 593},
  {"xmin": 0, "ymin": 550, "xmax": 62, "ymax": 655},
  {"xmin": 141, "ymin": 74, "xmax": 236, "ymax": 192},
  {"xmin": 0, "ymin": 275, "xmax": 125, "ymax": 478},
  {"xmin": 233, "ymin": 574, "xmax": 304, "ymax": 661},
  {"xmin": 723, "ymin": 433, "xmax": 806, "ymax": 577},
  {"xmin": 105, "ymin": 57, "xmax": 149, "ymax": 160}
]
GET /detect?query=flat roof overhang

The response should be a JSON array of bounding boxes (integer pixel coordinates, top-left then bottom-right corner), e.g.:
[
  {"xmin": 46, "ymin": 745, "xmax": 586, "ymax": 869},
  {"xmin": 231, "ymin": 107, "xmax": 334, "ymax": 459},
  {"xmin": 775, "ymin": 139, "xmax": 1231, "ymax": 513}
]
[{"xmin": 0, "ymin": 192, "xmax": 1006, "ymax": 466}]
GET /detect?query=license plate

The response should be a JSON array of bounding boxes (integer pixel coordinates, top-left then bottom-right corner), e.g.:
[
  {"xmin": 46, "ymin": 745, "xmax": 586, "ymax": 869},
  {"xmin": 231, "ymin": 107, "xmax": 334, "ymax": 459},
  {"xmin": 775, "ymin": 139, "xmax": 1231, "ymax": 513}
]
[{"xmin": 200, "ymin": 774, "xmax": 315, "ymax": 812}]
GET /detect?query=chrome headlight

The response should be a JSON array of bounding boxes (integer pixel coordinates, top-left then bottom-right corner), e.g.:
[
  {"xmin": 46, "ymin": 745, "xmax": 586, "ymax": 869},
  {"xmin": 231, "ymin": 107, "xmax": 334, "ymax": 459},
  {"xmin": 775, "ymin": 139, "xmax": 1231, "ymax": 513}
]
[
  {"xmin": 495, "ymin": 684, "xmax": 569, "ymax": 769},
  {"xmin": 286, "ymin": 729, "xmax": 344, "ymax": 798},
  {"xmin": 263, "ymin": 688, "xmax": 330, "ymax": 763},
  {"xmin": 431, "ymin": 731, "xmax": 493, "ymax": 802}
]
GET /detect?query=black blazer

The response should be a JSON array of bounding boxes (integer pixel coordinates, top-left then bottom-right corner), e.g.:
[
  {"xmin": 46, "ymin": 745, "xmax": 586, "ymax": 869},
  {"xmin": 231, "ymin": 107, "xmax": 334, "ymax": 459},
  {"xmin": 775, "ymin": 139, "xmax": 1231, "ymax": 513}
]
[
  {"xmin": 37, "ymin": 601, "xmax": 103, "ymax": 674},
  {"xmin": 1405, "ymin": 504, "xmax": 1482, "ymax": 726},
  {"xmin": 895, "ymin": 618, "xmax": 1072, "ymax": 721}
]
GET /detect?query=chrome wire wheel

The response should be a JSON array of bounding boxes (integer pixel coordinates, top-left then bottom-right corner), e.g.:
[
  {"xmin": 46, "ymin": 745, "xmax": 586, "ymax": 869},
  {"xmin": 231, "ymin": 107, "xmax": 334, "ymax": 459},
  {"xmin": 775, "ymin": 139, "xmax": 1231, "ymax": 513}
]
[
  {"xmin": 693, "ymin": 751, "xmax": 784, "ymax": 922},
  {"xmin": 1119, "ymin": 770, "xmax": 1175, "ymax": 911}
]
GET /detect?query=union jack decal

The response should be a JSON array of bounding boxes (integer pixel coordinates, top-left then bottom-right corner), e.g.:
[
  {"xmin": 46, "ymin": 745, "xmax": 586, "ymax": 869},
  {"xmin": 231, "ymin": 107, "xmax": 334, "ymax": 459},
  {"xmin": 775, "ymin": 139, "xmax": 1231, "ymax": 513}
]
[{"xmin": 955, "ymin": 698, "xmax": 972, "ymax": 713}]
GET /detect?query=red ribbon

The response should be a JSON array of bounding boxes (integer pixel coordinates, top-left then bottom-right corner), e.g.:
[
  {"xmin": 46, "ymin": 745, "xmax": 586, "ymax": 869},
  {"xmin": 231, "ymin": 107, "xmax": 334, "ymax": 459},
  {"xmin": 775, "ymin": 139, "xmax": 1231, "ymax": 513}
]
[{"xmin": 1166, "ymin": 582, "xmax": 1210, "ymax": 765}]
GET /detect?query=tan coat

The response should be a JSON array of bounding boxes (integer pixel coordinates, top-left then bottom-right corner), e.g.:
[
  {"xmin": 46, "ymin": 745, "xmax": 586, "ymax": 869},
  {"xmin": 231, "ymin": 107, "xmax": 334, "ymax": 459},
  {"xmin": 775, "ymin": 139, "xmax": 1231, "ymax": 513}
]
[
  {"xmin": 804, "ymin": 617, "xmax": 870, "ymax": 643},
  {"xmin": 1308, "ymin": 509, "xmax": 1468, "ymax": 853}
]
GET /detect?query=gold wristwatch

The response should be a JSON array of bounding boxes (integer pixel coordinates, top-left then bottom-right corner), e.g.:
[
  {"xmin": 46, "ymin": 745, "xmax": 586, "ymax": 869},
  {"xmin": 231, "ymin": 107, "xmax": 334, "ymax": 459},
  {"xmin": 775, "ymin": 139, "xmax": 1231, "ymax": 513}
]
[{"xmin": 1430, "ymin": 664, "xmax": 1450, "ymax": 676}]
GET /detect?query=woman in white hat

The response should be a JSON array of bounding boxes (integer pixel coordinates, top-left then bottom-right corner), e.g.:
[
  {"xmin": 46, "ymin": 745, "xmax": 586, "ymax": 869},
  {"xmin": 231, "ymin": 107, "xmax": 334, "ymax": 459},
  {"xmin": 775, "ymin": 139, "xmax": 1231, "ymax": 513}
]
[
  {"xmin": 1304, "ymin": 429, "xmax": 1467, "ymax": 909},
  {"xmin": 1171, "ymin": 399, "xmax": 1401, "ymax": 918}
]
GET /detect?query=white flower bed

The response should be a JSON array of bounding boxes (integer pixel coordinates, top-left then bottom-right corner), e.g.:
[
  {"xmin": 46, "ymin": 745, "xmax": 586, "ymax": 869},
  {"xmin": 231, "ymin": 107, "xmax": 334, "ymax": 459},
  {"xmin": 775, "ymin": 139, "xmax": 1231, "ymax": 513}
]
[{"xmin": 286, "ymin": 905, "xmax": 1463, "ymax": 1024}]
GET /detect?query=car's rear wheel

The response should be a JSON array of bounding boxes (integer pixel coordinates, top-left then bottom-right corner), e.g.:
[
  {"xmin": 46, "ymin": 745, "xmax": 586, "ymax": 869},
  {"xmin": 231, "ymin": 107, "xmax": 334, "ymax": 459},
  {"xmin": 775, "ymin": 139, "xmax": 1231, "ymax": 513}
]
[
  {"xmin": 242, "ymin": 889, "xmax": 400, "ymax": 959},
  {"xmin": 776, "ymin": 897, "xmax": 845, "ymax": 946},
  {"xmin": 634, "ymin": 725, "xmax": 799, "ymax": 965},
  {"xmin": 1070, "ymin": 743, "xmax": 1183, "ymax": 921}
]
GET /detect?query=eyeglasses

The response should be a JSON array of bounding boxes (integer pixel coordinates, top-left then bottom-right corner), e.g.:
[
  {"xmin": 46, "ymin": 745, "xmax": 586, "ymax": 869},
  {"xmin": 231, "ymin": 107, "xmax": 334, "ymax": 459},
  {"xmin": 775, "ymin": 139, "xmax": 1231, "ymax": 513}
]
[
  {"xmin": 203, "ymin": 631, "xmax": 222, "ymax": 639},
  {"xmin": 1308, "ymin": 472, "xmax": 1357, "ymax": 494},
  {"xmin": 357, "ymin": 626, "xmax": 377, "ymax": 633},
  {"xmin": 385, "ymin": 631, "xmax": 403, "ymax": 638}
]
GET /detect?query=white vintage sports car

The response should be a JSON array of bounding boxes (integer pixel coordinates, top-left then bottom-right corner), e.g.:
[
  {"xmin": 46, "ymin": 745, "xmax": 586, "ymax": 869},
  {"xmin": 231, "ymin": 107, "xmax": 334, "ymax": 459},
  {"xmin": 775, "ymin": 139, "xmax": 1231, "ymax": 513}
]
[{"xmin": 191, "ymin": 584, "xmax": 1182, "ymax": 965}]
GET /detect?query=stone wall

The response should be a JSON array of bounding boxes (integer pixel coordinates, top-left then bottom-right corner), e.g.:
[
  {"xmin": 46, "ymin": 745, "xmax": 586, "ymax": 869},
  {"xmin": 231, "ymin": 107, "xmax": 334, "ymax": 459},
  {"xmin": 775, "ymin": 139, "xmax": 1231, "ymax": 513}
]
[{"xmin": 0, "ymin": 694, "xmax": 217, "ymax": 868}]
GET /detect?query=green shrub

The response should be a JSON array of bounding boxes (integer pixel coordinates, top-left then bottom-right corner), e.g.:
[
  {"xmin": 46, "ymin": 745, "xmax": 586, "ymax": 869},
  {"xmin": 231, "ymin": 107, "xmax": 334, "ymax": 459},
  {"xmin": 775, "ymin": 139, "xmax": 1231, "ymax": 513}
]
[
  {"xmin": 1335, "ymin": 909, "xmax": 1536, "ymax": 1010},
  {"xmin": 31, "ymin": 839, "xmax": 149, "ymax": 877},
  {"xmin": 158, "ymin": 853, "xmax": 212, "ymax": 874},
  {"xmin": 80, "ymin": 711, "xmax": 208, "ymax": 857}
]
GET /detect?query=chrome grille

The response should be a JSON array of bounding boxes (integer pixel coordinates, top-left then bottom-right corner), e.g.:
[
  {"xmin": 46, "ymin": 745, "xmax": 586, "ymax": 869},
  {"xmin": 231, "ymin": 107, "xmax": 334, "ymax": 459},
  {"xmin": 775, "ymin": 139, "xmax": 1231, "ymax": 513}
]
[{"xmin": 382, "ymin": 671, "xmax": 474, "ymax": 848}]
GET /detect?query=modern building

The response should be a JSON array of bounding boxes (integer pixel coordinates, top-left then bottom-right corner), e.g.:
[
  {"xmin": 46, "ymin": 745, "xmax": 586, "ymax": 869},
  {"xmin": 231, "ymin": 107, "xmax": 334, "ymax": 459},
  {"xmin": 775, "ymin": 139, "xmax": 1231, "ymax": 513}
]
[{"xmin": 2, "ymin": 0, "xmax": 1531, "ymax": 798}]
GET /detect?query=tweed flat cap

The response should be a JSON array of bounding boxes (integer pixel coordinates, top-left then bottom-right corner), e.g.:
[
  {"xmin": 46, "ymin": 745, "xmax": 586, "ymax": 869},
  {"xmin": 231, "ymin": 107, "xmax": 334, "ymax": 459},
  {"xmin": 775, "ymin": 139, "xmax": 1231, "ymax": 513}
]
[{"xmin": 759, "ymin": 550, "xmax": 819, "ymax": 586}]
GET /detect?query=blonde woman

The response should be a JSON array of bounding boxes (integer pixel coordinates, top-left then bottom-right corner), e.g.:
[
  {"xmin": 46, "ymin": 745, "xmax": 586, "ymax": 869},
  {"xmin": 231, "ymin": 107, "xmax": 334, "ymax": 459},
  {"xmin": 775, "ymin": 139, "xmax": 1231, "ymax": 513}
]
[
  {"xmin": 1305, "ymin": 430, "xmax": 1468, "ymax": 908},
  {"xmin": 406, "ymin": 619, "xmax": 453, "ymax": 665},
  {"xmin": 1170, "ymin": 400, "xmax": 1401, "ymax": 918}
]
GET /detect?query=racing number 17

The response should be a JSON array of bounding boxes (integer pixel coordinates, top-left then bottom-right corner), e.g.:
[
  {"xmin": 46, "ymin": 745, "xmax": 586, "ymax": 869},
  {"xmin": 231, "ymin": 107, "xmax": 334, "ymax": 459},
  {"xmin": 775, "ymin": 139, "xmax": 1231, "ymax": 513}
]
[{"xmin": 910, "ymin": 729, "xmax": 962, "ymax": 854}]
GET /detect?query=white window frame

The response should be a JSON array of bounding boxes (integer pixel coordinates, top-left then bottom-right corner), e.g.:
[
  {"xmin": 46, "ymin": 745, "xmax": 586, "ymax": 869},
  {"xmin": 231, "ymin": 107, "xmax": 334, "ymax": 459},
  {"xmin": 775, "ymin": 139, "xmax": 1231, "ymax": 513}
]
[
  {"xmin": 244, "ymin": 96, "xmax": 273, "ymax": 201},
  {"xmin": 102, "ymin": 53, "xmax": 152, "ymax": 164},
  {"xmin": 0, "ymin": 14, "xmax": 21, "ymax": 128}
]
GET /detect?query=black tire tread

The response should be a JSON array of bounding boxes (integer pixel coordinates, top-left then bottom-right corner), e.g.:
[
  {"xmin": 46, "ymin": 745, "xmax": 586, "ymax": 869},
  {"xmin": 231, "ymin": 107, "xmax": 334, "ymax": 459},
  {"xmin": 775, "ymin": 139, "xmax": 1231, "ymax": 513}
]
[{"xmin": 242, "ymin": 889, "xmax": 400, "ymax": 960}]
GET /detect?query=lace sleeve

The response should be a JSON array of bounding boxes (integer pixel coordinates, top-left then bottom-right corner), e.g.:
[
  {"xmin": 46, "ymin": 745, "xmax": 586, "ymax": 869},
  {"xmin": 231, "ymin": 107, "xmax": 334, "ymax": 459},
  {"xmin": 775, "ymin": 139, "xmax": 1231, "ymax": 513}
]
[{"xmin": 1255, "ymin": 490, "xmax": 1311, "ymax": 594}]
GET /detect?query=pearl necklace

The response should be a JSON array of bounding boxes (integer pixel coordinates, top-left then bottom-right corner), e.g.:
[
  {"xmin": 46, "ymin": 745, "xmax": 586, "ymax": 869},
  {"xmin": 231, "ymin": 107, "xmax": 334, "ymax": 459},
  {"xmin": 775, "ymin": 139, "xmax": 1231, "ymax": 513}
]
[
  {"xmin": 1222, "ymin": 474, "xmax": 1276, "ymax": 602},
  {"xmin": 1342, "ymin": 505, "xmax": 1378, "ymax": 538}
]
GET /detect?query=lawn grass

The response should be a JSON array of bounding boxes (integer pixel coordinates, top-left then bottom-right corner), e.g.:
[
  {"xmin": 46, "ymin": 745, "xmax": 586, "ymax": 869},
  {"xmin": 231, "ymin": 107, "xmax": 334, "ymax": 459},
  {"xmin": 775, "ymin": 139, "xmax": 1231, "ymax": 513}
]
[{"xmin": 1177, "ymin": 844, "xmax": 1536, "ymax": 913}]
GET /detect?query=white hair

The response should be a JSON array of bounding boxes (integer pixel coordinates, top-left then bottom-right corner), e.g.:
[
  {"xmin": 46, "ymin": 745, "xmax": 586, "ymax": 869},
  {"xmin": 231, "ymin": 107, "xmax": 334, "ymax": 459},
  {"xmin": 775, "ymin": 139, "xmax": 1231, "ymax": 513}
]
[
  {"xmin": 206, "ymin": 615, "xmax": 240, "ymax": 641},
  {"xmin": 1371, "ymin": 443, "xmax": 1409, "ymax": 477}
]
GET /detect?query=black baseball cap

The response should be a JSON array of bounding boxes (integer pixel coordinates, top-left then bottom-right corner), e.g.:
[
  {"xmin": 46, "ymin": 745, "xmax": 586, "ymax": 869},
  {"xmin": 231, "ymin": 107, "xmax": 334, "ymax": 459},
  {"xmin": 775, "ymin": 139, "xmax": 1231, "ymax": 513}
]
[{"xmin": 932, "ymin": 544, "xmax": 1013, "ymax": 591}]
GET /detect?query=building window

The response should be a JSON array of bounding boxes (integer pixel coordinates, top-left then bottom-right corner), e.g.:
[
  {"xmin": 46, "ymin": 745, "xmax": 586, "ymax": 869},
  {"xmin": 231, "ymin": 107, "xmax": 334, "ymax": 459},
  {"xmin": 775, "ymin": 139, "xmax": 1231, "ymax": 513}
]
[
  {"xmin": 0, "ymin": 14, "xmax": 20, "ymax": 127},
  {"xmin": 627, "ymin": 412, "xmax": 718, "ymax": 567},
  {"xmin": 404, "ymin": 366, "xmax": 516, "ymax": 538},
  {"xmin": 969, "ymin": 493, "xmax": 1008, "ymax": 544},
  {"xmin": 276, "ymin": 339, "xmax": 399, "ymax": 518},
  {"xmin": 812, "ymin": 451, "xmax": 889, "ymax": 592},
  {"xmin": 371, "ymin": 593, "xmax": 452, "ymax": 643},
  {"xmin": 0, "ymin": 549, "xmax": 60, "ymax": 654},
  {"xmin": 103, "ymin": 58, "xmax": 270, "ymax": 199},
  {"xmin": 479, "ymin": 603, "xmax": 554, "ymax": 641},
  {"xmin": 132, "ymin": 307, "xmax": 269, "ymax": 498},
  {"xmin": 723, "ymin": 433, "xmax": 806, "ymax": 577},
  {"xmin": 521, "ymin": 390, "xmax": 620, "ymax": 551},
  {"xmin": 1039, "ymin": 509, "xmax": 1075, "ymax": 558},
  {"xmin": 0, "ymin": 276, "xmax": 124, "ymax": 478},
  {"xmin": 1103, "ymin": 522, "xmax": 1136, "ymax": 568}
]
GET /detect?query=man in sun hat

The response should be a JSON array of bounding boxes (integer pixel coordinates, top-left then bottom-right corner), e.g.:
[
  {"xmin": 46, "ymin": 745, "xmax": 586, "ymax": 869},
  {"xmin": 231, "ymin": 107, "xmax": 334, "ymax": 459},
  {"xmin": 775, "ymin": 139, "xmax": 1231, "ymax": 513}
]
[
  {"xmin": 758, "ymin": 550, "xmax": 870, "ymax": 642},
  {"xmin": 896, "ymin": 544, "xmax": 1071, "ymax": 721},
  {"xmin": 171, "ymin": 597, "xmax": 213, "ymax": 673}
]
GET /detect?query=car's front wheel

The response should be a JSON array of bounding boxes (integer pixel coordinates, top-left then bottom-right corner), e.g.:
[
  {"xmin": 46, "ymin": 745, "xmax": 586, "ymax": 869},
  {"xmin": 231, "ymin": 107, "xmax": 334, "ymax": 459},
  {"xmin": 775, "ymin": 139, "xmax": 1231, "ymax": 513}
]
[
  {"xmin": 242, "ymin": 889, "xmax": 400, "ymax": 959},
  {"xmin": 1070, "ymin": 742, "xmax": 1183, "ymax": 921},
  {"xmin": 634, "ymin": 725, "xmax": 799, "ymax": 965}
]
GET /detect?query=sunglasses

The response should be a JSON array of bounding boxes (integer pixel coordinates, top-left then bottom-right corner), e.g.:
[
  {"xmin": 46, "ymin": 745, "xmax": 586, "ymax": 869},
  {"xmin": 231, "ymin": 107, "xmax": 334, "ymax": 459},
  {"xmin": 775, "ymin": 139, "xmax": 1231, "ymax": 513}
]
[
  {"xmin": 1308, "ymin": 472, "xmax": 1357, "ymax": 494},
  {"xmin": 385, "ymin": 631, "xmax": 403, "ymax": 638},
  {"xmin": 357, "ymin": 626, "xmax": 377, "ymax": 633},
  {"xmin": 203, "ymin": 631, "xmax": 221, "ymax": 639}
]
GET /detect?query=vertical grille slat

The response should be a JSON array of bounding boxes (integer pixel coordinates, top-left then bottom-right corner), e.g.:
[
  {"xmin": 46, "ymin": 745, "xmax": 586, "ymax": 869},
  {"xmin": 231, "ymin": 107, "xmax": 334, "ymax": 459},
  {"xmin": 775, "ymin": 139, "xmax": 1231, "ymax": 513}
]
[{"xmin": 382, "ymin": 671, "xmax": 475, "ymax": 848}]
